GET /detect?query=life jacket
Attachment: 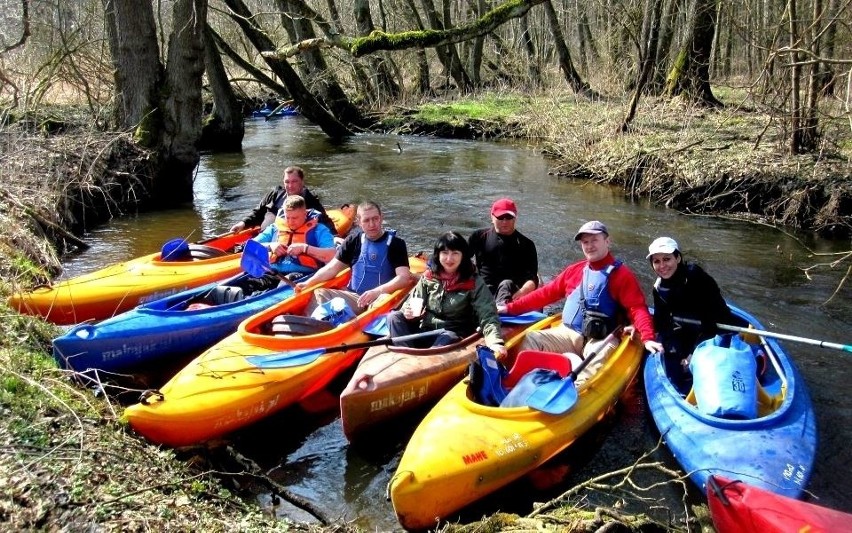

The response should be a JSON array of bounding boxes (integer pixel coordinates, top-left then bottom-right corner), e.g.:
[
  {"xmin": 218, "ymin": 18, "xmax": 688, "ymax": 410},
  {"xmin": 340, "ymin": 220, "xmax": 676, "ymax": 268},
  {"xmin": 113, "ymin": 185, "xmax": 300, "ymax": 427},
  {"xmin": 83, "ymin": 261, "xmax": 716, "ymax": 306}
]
[
  {"xmin": 348, "ymin": 230, "xmax": 396, "ymax": 294},
  {"xmin": 274, "ymin": 210, "xmax": 323, "ymax": 269},
  {"xmin": 562, "ymin": 261, "xmax": 622, "ymax": 333}
]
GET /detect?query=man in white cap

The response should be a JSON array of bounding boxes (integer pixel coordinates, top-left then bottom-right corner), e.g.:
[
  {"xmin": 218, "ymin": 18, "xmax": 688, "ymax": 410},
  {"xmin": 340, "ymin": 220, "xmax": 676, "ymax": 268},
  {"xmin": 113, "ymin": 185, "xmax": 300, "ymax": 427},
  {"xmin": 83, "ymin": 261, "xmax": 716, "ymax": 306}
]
[
  {"xmin": 498, "ymin": 220, "xmax": 663, "ymax": 369},
  {"xmin": 468, "ymin": 198, "xmax": 539, "ymax": 305}
]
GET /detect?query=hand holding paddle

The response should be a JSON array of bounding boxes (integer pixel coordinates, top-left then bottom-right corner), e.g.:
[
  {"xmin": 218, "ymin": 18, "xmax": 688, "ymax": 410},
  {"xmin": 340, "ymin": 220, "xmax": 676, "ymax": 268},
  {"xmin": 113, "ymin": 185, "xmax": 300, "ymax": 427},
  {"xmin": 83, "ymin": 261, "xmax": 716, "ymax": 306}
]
[{"xmin": 673, "ymin": 317, "xmax": 851, "ymax": 353}]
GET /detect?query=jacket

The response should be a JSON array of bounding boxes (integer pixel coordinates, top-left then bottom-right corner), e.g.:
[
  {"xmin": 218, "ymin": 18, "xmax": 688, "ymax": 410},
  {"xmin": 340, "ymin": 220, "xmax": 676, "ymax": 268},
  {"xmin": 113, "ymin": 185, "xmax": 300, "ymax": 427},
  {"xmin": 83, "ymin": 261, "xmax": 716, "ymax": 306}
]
[
  {"xmin": 240, "ymin": 185, "xmax": 336, "ymax": 235},
  {"xmin": 407, "ymin": 271, "xmax": 504, "ymax": 347}
]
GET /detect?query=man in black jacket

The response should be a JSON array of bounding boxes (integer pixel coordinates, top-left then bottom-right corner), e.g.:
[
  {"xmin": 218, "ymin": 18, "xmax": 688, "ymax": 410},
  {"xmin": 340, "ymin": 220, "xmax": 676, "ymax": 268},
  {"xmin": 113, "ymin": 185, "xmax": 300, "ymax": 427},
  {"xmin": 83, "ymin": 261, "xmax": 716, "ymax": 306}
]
[
  {"xmin": 229, "ymin": 166, "xmax": 336, "ymax": 235},
  {"xmin": 468, "ymin": 197, "xmax": 539, "ymax": 305}
]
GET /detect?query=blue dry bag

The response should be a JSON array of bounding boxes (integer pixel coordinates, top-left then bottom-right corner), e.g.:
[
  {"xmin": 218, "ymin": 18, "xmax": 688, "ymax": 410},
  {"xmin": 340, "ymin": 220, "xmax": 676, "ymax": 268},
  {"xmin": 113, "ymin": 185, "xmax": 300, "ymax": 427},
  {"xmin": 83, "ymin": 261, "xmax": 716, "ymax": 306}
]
[
  {"xmin": 690, "ymin": 334, "xmax": 758, "ymax": 419},
  {"xmin": 468, "ymin": 345, "xmax": 508, "ymax": 406}
]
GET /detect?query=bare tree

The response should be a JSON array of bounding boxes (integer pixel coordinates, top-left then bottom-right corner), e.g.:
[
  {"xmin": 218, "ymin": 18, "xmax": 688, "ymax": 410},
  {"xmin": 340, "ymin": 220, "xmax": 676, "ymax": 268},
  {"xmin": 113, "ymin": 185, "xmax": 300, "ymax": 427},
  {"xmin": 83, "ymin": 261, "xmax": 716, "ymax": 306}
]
[{"xmin": 664, "ymin": 0, "xmax": 722, "ymax": 106}]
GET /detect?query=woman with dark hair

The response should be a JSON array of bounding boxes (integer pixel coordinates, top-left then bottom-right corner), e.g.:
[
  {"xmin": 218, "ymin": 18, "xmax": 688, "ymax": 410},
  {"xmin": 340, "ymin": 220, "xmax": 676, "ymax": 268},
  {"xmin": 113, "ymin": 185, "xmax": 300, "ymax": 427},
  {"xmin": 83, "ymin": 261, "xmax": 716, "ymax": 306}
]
[
  {"xmin": 387, "ymin": 231, "xmax": 506, "ymax": 357},
  {"xmin": 647, "ymin": 237, "xmax": 739, "ymax": 380}
]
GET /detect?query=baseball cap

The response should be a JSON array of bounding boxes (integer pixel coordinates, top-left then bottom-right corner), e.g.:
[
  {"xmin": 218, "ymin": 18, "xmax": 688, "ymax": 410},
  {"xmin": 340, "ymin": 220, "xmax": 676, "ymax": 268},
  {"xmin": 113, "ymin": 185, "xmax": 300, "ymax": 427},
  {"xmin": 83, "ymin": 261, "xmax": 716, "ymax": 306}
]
[
  {"xmin": 491, "ymin": 198, "xmax": 517, "ymax": 218},
  {"xmin": 573, "ymin": 220, "xmax": 608, "ymax": 240},
  {"xmin": 646, "ymin": 237, "xmax": 680, "ymax": 258}
]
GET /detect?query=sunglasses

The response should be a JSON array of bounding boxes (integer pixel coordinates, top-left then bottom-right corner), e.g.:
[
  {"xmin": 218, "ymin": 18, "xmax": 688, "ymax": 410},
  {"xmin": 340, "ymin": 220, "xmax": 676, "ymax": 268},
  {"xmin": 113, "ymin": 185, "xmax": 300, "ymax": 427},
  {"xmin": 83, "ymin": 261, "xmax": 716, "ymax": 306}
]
[{"xmin": 495, "ymin": 214, "xmax": 515, "ymax": 221}]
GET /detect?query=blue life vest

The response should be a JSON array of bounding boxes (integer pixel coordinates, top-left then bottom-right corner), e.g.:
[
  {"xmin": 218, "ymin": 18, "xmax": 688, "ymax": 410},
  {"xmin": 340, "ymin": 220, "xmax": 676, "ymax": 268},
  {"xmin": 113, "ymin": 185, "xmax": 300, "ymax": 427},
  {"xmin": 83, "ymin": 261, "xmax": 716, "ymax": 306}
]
[
  {"xmin": 562, "ymin": 261, "xmax": 622, "ymax": 333},
  {"xmin": 348, "ymin": 230, "xmax": 396, "ymax": 294}
]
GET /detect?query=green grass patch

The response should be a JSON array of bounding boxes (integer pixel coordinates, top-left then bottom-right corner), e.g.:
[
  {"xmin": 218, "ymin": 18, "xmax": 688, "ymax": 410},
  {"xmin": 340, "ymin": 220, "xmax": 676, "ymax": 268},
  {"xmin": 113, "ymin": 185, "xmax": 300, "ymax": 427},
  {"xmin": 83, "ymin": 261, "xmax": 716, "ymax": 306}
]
[{"xmin": 415, "ymin": 95, "xmax": 525, "ymax": 124}]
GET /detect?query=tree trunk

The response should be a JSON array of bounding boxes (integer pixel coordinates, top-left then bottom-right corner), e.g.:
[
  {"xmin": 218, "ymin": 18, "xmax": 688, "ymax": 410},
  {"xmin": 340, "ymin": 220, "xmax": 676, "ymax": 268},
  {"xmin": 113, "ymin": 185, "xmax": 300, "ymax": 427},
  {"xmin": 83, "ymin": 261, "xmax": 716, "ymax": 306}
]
[
  {"xmin": 664, "ymin": 0, "xmax": 722, "ymax": 107},
  {"xmin": 156, "ymin": 0, "xmax": 208, "ymax": 204},
  {"xmin": 801, "ymin": 0, "xmax": 824, "ymax": 151},
  {"xmin": 200, "ymin": 24, "xmax": 244, "ymax": 153},
  {"xmin": 221, "ymin": 0, "xmax": 352, "ymax": 139},
  {"xmin": 102, "ymin": 0, "xmax": 162, "ymax": 133},
  {"xmin": 652, "ymin": 0, "xmax": 682, "ymax": 91},
  {"xmin": 620, "ymin": 0, "xmax": 663, "ymax": 132},
  {"xmin": 519, "ymin": 13, "xmax": 541, "ymax": 88},
  {"xmin": 788, "ymin": 0, "xmax": 803, "ymax": 153},
  {"xmin": 353, "ymin": 0, "xmax": 401, "ymax": 101},
  {"xmin": 277, "ymin": 0, "xmax": 362, "ymax": 125},
  {"xmin": 418, "ymin": 0, "xmax": 472, "ymax": 90},
  {"xmin": 542, "ymin": 0, "xmax": 598, "ymax": 98}
]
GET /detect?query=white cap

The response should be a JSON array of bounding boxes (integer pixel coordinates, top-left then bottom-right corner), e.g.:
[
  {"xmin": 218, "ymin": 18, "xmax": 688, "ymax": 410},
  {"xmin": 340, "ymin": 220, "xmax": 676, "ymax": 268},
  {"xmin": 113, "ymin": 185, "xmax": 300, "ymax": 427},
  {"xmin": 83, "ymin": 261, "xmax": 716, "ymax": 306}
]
[{"xmin": 646, "ymin": 237, "xmax": 680, "ymax": 258}]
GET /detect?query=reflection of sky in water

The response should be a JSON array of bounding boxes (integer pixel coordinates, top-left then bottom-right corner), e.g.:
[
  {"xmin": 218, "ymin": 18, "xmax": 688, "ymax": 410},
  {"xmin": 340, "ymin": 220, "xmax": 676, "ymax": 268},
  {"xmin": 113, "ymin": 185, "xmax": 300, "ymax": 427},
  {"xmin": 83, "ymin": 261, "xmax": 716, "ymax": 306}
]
[{"xmin": 59, "ymin": 116, "xmax": 851, "ymax": 527}]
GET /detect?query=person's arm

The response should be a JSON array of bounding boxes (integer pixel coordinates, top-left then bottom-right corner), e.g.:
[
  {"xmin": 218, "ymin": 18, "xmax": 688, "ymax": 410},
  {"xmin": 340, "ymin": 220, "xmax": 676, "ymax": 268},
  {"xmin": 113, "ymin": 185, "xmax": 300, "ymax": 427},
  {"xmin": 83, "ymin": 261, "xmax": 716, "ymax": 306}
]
[
  {"xmin": 472, "ymin": 277, "xmax": 505, "ymax": 350},
  {"xmin": 504, "ymin": 263, "xmax": 576, "ymax": 315},
  {"xmin": 303, "ymin": 189, "xmax": 337, "ymax": 235},
  {"xmin": 295, "ymin": 258, "xmax": 346, "ymax": 291},
  {"xmin": 612, "ymin": 266, "xmax": 663, "ymax": 352},
  {"xmin": 287, "ymin": 224, "xmax": 336, "ymax": 264},
  {"xmin": 232, "ymin": 188, "xmax": 276, "ymax": 232}
]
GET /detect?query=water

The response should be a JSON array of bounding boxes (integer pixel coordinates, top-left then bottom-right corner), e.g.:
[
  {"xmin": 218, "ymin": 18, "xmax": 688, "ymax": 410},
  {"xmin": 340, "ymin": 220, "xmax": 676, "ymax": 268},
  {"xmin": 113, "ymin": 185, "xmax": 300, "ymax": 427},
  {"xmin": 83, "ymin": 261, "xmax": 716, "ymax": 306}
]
[{"xmin": 63, "ymin": 116, "xmax": 852, "ymax": 528}]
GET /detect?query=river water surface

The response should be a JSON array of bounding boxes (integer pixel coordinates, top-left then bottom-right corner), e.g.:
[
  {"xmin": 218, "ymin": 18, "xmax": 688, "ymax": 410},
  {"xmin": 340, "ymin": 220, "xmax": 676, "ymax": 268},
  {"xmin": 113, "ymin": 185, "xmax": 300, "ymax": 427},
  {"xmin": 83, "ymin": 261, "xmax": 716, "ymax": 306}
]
[{"xmin": 62, "ymin": 117, "xmax": 851, "ymax": 529}]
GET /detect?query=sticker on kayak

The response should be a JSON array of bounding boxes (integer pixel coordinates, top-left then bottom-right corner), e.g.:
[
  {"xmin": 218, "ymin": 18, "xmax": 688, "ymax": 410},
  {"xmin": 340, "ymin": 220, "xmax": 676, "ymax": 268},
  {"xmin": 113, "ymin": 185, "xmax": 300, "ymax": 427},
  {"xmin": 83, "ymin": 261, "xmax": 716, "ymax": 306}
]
[
  {"xmin": 369, "ymin": 385, "xmax": 428, "ymax": 413},
  {"xmin": 783, "ymin": 463, "xmax": 808, "ymax": 485},
  {"xmin": 494, "ymin": 433, "xmax": 530, "ymax": 458}
]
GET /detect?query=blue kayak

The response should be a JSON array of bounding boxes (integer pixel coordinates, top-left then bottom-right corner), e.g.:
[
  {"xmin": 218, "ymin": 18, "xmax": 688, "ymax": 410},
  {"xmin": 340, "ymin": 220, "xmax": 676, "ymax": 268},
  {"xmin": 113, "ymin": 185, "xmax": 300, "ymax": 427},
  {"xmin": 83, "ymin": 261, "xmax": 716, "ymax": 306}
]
[
  {"xmin": 251, "ymin": 106, "xmax": 298, "ymax": 118},
  {"xmin": 52, "ymin": 272, "xmax": 295, "ymax": 375},
  {"xmin": 643, "ymin": 305, "xmax": 817, "ymax": 499}
]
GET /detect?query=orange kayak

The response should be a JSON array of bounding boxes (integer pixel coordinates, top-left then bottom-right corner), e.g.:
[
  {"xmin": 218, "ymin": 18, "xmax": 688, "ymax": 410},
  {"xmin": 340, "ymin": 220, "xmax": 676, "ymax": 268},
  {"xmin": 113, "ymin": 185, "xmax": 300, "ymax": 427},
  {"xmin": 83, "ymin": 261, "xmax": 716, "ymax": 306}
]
[
  {"xmin": 123, "ymin": 255, "xmax": 426, "ymax": 447},
  {"xmin": 8, "ymin": 205, "xmax": 356, "ymax": 325}
]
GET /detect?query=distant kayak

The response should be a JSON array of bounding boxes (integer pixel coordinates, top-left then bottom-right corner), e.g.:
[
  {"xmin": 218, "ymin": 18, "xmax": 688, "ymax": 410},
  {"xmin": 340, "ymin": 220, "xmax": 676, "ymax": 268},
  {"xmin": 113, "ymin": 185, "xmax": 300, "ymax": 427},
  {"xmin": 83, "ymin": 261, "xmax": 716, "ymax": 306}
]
[
  {"xmin": 250, "ymin": 105, "xmax": 299, "ymax": 118},
  {"xmin": 644, "ymin": 305, "xmax": 817, "ymax": 499},
  {"xmin": 707, "ymin": 475, "xmax": 850, "ymax": 533}
]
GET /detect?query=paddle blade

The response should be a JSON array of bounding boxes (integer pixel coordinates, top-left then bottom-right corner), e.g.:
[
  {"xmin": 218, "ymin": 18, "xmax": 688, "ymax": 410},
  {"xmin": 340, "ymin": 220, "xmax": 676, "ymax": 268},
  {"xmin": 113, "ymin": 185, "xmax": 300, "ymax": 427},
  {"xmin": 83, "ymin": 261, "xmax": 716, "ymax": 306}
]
[
  {"xmin": 248, "ymin": 348, "xmax": 326, "ymax": 369},
  {"xmin": 363, "ymin": 314, "xmax": 389, "ymax": 337},
  {"xmin": 241, "ymin": 240, "xmax": 271, "ymax": 278},
  {"xmin": 499, "ymin": 311, "xmax": 548, "ymax": 325},
  {"xmin": 525, "ymin": 376, "xmax": 579, "ymax": 414}
]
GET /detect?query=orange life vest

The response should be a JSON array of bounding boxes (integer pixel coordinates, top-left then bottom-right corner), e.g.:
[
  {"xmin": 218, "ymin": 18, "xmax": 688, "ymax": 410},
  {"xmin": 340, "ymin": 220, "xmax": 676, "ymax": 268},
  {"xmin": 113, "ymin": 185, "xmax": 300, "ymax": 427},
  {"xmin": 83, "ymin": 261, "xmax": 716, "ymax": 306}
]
[{"xmin": 275, "ymin": 217, "xmax": 322, "ymax": 269}]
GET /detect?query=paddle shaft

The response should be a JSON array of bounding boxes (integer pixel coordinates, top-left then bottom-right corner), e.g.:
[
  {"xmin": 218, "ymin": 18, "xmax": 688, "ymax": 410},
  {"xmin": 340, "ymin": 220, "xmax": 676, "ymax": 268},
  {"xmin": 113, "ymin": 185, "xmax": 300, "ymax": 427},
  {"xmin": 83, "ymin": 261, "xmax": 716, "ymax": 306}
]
[
  {"xmin": 322, "ymin": 329, "xmax": 446, "ymax": 354},
  {"xmin": 674, "ymin": 317, "xmax": 852, "ymax": 353},
  {"xmin": 571, "ymin": 328, "xmax": 621, "ymax": 378}
]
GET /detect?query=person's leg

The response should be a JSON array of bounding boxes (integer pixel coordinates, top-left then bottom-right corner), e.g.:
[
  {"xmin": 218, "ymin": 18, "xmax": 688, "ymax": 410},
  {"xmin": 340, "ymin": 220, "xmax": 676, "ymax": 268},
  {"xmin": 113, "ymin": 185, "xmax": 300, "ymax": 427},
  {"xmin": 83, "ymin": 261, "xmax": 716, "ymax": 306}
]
[
  {"xmin": 237, "ymin": 272, "xmax": 279, "ymax": 295},
  {"xmin": 517, "ymin": 324, "xmax": 584, "ymax": 357},
  {"xmin": 576, "ymin": 335, "xmax": 620, "ymax": 385},
  {"xmin": 387, "ymin": 310, "xmax": 421, "ymax": 347},
  {"xmin": 495, "ymin": 280, "xmax": 518, "ymax": 306},
  {"xmin": 431, "ymin": 330, "xmax": 462, "ymax": 347},
  {"xmin": 306, "ymin": 288, "xmax": 362, "ymax": 317}
]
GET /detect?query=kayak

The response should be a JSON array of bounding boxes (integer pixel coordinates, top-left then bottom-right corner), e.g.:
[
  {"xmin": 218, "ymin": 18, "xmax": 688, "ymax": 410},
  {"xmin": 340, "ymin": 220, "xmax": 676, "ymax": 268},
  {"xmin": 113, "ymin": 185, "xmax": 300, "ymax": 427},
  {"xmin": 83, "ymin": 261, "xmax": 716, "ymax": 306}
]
[
  {"xmin": 52, "ymin": 273, "xmax": 296, "ymax": 376},
  {"xmin": 389, "ymin": 314, "xmax": 644, "ymax": 529},
  {"xmin": 123, "ymin": 255, "xmax": 427, "ymax": 447},
  {"xmin": 339, "ymin": 314, "xmax": 542, "ymax": 440},
  {"xmin": 8, "ymin": 205, "xmax": 355, "ymax": 325},
  {"xmin": 643, "ymin": 305, "xmax": 817, "ymax": 499},
  {"xmin": 707, "ymin": 475, "xmax": 850, "ymax": 533},
  {"xmin": 251, "ymin": 106, "xmax": 298, "ymax": 118}
]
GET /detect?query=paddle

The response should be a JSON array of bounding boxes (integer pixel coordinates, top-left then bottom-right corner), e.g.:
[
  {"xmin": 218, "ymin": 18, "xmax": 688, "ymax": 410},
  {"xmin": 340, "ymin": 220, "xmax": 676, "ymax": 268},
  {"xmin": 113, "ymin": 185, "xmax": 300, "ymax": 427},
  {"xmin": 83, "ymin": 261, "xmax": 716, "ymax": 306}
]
[
  {"xmin": 241, "ymin": 239, "xmax": 295, "ymax": 287},
  {"xmin": 525, "ymin": 328, "xmax": 623, "ymax": 415},
  {"xmin": 360, "ymin": 311, "xmax": 547, "ymax": 338},
  {"xmin": 673, "ymin": 316, "xmax": 852, "ymax": 353},
  {"xmin": 246, "ymin": 329, "xmax": 447, "ymax": 369}
]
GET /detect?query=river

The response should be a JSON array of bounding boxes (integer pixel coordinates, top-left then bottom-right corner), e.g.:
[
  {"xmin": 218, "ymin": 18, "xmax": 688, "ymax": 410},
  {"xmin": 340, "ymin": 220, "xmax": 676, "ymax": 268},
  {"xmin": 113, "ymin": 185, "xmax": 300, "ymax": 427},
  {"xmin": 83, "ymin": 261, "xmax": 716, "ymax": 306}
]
[{"xmin": 62, "ymin": 116, "xmax": 852, "ymax": 529}]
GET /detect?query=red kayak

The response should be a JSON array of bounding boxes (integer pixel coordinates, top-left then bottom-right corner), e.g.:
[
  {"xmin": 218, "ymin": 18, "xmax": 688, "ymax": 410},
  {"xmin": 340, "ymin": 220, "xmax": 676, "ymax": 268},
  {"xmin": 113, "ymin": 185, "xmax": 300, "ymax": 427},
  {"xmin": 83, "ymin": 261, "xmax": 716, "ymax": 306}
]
[{"xmin": 707, "ymin": 475, "xmax": 850, "ymax": 533}]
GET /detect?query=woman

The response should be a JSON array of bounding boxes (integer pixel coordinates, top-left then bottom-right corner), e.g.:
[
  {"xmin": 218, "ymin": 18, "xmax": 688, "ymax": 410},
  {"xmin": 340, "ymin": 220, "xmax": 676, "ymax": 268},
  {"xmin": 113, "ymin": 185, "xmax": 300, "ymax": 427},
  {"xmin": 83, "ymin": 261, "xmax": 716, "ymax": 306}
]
[
  {"xmin": 388, "ymin": 231, "xmax": 506, "ymax": 358},
  {"xmin": 647, "ymin": 237, "xmax": 737, "ymax": 376}
]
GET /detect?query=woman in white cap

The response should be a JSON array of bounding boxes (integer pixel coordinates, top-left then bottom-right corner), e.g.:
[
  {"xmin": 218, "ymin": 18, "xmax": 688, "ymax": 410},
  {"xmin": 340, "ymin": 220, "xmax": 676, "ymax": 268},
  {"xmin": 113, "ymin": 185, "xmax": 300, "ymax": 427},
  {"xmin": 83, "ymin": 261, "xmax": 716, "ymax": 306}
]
[{"xmin": 647, "ymin": 237, "xmax": 737, "ymax": 369}]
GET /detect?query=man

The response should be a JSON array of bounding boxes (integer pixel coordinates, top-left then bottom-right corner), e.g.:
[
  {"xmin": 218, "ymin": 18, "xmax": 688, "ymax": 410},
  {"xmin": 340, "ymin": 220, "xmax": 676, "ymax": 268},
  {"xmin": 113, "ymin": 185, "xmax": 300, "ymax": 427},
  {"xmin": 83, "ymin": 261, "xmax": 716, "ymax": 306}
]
[
  {"xmin": 296, "ymin": 201, "xmax": 411, "ymax": 312},
  {"xmin": 468, "ymin": 198, "xmax": 538, "ymax": 305},
  {"xmin": 242, "ymin": 195, "xmax": 336, "ymax": 293},
  {"xmin": 230, "ymin": 165, "xmax": 336, "ymax": 234},
  {"xmin": 498, "ymin": 220, "xmax": 663, "ymax": 367}
]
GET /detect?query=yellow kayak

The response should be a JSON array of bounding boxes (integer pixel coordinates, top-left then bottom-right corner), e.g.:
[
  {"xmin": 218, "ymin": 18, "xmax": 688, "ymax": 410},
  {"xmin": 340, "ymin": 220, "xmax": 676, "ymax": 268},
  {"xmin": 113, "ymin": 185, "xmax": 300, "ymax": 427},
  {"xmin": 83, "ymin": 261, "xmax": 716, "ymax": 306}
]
[
  {"xmin": 8, "ymin": 205, "xmax": 356, "ymax": 325},
  {"xmin": 124, "ymin": 255, "xmax": 426, "ymax": 448},
  {"xmin": 389, "ymin": 315, "xmax": 644, "ymax": 529}
]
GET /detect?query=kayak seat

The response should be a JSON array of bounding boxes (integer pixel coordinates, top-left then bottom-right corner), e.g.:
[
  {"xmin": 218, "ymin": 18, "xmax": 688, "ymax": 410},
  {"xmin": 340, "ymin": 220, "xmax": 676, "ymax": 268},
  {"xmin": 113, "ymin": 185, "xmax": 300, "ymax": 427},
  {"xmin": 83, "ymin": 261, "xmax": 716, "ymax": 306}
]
[
  {"xmin": 209, "ymin": 286, "xmax": 245, "ymax": 305},
  {"xmin": 503, "ymin": 350, "xmax": 572, "ymax": 389},
  {"xmin": 270, "ymin": 314, "xmax": 334, "ymax": 336},
  {"xmin": 188, "ymin": 244, "xmax": 229, "ymax": 259}
]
